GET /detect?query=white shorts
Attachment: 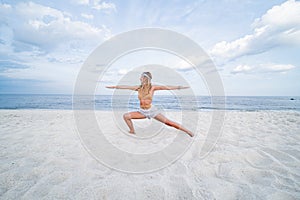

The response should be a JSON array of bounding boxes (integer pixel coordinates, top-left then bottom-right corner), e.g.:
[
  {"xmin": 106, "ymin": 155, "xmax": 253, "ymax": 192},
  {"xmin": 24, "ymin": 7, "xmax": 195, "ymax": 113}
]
[{"xmin": 138, "ymin": 105, "xmax": 160, "ymax": 119}]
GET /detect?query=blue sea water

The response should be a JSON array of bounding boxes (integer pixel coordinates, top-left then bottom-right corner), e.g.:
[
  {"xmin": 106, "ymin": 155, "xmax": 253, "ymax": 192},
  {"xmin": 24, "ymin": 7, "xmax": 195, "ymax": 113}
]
[{"xmin": 0, "ymin": 94, "xmax": 299, "ymax": 111}]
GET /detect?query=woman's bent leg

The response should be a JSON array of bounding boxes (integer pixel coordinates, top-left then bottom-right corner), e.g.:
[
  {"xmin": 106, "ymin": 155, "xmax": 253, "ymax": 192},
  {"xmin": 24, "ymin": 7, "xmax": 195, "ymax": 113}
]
[{"xmin": 123, "ymin": 111, "xmax": 146, "ymax": 134}]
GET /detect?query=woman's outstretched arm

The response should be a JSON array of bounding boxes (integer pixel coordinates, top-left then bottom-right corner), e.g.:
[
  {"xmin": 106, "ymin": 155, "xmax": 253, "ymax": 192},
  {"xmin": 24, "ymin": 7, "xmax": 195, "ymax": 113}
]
[
  {"xmin": 153, "ymin": 85, "xmax": 189, "ymax": 91},
  {"xmin": 106, "ymin": 85, "xmax": 139, "ymax": 90}
]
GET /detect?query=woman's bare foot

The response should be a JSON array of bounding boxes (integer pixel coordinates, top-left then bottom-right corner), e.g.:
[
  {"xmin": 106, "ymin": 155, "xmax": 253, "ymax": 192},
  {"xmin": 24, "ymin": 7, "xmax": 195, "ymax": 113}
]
[{"xmin": 129, "ymin": 130, "xmax": 135, "ymax": 134}]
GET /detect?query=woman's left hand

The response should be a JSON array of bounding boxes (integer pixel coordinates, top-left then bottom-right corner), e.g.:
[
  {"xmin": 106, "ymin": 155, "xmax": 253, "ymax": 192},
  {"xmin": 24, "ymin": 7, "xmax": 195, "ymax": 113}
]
[{"xmin": 178, "ymin": 86, "xmax": 189, "ymax": 89}]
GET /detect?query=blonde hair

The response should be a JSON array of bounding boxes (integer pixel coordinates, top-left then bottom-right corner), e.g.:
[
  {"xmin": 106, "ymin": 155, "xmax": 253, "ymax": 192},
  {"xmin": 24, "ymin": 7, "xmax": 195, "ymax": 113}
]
[{"xmin": 139, "ymin": 72, "xmax": 152, "ymax": 95}]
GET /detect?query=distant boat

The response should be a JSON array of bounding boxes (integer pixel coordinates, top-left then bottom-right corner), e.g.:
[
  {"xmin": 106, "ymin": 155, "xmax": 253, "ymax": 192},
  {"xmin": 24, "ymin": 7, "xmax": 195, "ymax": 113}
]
[{"xmin": 290, "ymin": 98, "xmax": 295, "ymax": 100}]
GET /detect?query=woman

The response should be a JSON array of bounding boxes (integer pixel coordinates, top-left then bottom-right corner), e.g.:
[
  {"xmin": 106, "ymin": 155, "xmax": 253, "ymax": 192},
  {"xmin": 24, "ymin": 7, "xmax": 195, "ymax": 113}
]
[{"xmin": 106, "ymin": 72, "xmax": 194, "ymax": 137}]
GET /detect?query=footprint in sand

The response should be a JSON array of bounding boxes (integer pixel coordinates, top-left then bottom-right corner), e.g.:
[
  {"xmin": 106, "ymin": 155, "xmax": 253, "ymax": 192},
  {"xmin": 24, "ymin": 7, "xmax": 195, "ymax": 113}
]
[
  {"xmin": 260, "ymin": 147, "xmax": 299, "ymax": 164},
  {"xmin": 169, "ymin": 176, "xmax": 194, "ymax": 200},
  {"xmin": 244, "ymin": 149, "xmax": 274, "ymax": 169}
]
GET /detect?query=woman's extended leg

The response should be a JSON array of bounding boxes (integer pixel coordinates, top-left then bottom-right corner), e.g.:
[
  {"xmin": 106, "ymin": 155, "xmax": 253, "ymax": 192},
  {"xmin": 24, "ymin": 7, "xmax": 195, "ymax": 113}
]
[
  {"xmin": 154, "ymin": 114, "xmax": 194, "ymax": 137},
  {"xmin": 123, "ymin": 111, "xmax": 146, "ymax": 134}
]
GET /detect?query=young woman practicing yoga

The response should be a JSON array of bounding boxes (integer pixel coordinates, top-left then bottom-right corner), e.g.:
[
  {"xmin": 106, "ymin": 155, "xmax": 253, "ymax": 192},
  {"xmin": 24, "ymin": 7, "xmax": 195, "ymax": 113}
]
[{"xmin": 106, "ymin": 72, "xmax": 194, "ymax": 137}]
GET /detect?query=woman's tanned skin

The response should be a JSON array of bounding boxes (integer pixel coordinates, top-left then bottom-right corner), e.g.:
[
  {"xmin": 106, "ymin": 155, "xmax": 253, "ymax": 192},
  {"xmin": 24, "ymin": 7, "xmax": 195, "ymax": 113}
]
[{"xmin": 106, "ymin": 72, "xmax": 194, "ymax": 137}]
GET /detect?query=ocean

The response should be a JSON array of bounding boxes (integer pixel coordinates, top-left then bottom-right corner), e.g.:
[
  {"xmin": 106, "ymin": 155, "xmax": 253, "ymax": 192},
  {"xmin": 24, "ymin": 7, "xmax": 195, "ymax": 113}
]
[{"xmin": 0, "ymin": 94, "xmax": 299, "ymax": 111}]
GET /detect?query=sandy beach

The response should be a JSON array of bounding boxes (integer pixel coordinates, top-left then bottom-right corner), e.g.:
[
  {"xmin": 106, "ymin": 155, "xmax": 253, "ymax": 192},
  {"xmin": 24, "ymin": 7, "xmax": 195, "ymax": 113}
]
[{"xmin": 0, "ymin": 109, "xmax": 299, "ymax": 199}]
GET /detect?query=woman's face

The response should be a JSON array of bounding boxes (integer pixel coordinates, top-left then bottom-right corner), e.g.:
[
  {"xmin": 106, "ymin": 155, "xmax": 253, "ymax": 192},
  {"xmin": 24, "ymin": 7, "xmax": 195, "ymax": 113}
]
[{"xmin": 140, "ymin": 75, "xmax": 147, "ymax": 84}]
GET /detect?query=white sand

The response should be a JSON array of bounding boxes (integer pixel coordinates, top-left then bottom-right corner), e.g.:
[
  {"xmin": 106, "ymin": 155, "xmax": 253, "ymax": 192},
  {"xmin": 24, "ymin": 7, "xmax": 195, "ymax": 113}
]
[{"xmin": 0, "ymin": 110, "xmax": 299, "ymax": 199}]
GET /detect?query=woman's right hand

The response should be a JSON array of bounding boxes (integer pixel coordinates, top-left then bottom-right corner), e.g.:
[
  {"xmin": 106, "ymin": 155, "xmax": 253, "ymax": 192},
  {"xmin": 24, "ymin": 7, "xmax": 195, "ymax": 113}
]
[{"xmin": 106, "ymin": 86, "xmax": 116, "ymax": 89}]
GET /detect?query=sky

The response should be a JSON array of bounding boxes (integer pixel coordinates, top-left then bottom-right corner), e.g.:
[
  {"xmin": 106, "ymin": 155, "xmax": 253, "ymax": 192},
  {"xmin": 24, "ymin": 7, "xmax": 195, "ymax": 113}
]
[{"xmin": 0, "ymin": 0, "xmax": 299, "ymax": 96}]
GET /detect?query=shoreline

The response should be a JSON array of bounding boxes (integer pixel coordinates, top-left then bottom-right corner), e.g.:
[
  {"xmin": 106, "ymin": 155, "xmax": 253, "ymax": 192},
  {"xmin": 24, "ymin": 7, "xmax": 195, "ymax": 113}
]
[
  {"xmin": 1, "ymin": 95, "xmax": 299, "ymax": 112},
  {"xmin": 1, "ymin": 108, "xmax": 300, "ymax": 112}
]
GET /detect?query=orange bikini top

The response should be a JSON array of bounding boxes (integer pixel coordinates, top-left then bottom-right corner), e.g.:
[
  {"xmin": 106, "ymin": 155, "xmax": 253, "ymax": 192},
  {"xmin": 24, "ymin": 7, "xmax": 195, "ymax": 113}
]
[{"xmin": 138, "ymin": 91, "xmax": 152, "ymax": 100}]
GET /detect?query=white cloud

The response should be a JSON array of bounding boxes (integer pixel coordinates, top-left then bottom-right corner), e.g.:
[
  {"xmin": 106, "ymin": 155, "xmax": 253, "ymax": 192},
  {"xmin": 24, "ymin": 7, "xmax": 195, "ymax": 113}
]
[
  {"xmin": 0, "ymin": 1, "xmax": 113, "ymax": 93},
  {"xmin": 210, "ymin": 0, "xmax": 300, "ymax": 62},
  {"xmin": 2, "ymin": 2, "xmax": 110, "ymax": 52},
  {"xmin": 232, "ymin": 65, "xmax": 254, "ymax": 74},
  {"xmin": 118, "ymin": 69, "xmax": 128, "ymax": 75},
  {"xmin": 263, "ymin": 64, "xmax": 295, "ymax": 72},
  {"xmin": 172, "ymin": 59, "xmax": 194, "ymax": 71},
  {"xmin": 72, "ymin": 0, "xmax": 116, "ymax": 13},
  {"xmin": 75, "ymin": 0, "xmax": 90, "ymax": 5},
  {"xmin": 0, "ymin": 3, "xmax": 11, "ymax": 9},
  {"xmin": 81, "ymin": 13, "xmax": 94, "ymax": 19},
  {"xmin": 231, "ymin": 63, "xmax": 296, "ymax": 74},
  {"xmin": 92, "ymin": 0, "xmax": 116, "ymax": 13},
  {"xmin": 2, "ymin": 60, "xmax": 76, "ymax": 82}
]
